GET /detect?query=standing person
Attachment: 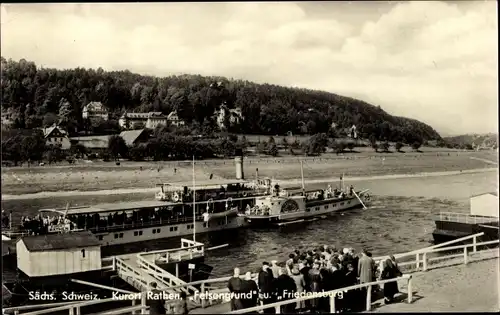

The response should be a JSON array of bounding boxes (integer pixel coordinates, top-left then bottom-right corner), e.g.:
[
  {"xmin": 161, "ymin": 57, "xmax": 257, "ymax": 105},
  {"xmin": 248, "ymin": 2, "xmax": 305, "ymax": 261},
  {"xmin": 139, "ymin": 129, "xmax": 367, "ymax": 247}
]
[
  {"xmin": 271, "ymin": 260, "xmax": 280, "ymax": 278},
  {"xmin": 309, "ymin": 262, "xmax": 322, "ymax": 313},
  {"xmin": 258, "ymin": 262, "xmax": 275, "ymax": 313},
  {"xmin": 275, "ymin": 267, "xmax": 297, "ymax": 314},
  {"xmin": 147, "ymin": 282, "xmax": 166, "ymax": 315},
  {"xmin": 176, "ymin": 291, "xmax": 189, "ymax": 315},
  {"xmin": 357, "ymin": 249, "xmax": 375, "ymax": 308},
  {"xmin": 381, "ymin": 258, "xmax": 403, "ymax": 304},
  {"xmin": 242, "ymin": 271, "xmax": 259, "ymax": 312},
  {"xmin": 290, "ymin": 266, "xmax": 306, "ymax": 311},
  {"xmin": 228, "ymin": 267, "xmax": 245, "ymax": 311}
]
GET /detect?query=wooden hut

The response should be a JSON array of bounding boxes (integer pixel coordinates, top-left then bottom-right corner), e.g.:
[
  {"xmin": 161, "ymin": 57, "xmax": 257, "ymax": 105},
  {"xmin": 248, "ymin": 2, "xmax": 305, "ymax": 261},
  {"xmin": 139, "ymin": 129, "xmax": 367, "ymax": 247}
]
[{"xmin": 16, "ymin": 231, "xmax": 102, "ymax": 278}]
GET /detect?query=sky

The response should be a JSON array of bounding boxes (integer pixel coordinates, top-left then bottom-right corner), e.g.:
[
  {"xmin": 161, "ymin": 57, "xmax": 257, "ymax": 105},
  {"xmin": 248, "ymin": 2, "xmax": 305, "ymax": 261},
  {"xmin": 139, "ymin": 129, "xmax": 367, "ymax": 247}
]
[{"xmin": 1, "ymin": 1, "xmax": 498, "ymax": 136}]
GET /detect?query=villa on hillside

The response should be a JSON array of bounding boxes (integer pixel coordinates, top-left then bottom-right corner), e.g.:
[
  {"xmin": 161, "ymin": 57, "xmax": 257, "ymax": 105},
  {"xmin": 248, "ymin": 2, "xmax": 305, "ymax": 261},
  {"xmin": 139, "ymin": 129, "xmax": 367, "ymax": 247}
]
[
  {"xmin": 40, "ymin": 124, "xmax": 71, "ymax": 150},
  {"xmin": 119, "ymin": 111, "xmax": 184, "ymax": 129},
  {"xmin": 166, "ymin": 110, "xmax": 185, "ymax": 127},
  {"xmin": 214, "ymin": 103, "xmax": 243, "ymax": 130},
  {"xmin": 82, "ymin": 102, "xmax": 109, "ymax": 121}
]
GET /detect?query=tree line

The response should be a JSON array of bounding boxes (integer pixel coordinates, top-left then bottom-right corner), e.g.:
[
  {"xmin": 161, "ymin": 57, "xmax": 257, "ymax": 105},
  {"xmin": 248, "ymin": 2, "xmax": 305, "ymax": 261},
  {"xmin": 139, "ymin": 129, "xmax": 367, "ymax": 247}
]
[
  {"xmin": 2, "ymin": 124, "xmax": 427, "ymax": 166},
  {"xmin": 2, "ymin": 57, "xmax": 441, "ymax": 143}
]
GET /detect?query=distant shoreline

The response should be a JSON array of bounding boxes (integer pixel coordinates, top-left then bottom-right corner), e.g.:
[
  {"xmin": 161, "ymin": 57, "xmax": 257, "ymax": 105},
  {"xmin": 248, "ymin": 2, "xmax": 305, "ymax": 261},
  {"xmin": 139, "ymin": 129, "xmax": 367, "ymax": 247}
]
[{"xmin": 2, "ymin": 167, "xmax": 496, "ymax": 201}]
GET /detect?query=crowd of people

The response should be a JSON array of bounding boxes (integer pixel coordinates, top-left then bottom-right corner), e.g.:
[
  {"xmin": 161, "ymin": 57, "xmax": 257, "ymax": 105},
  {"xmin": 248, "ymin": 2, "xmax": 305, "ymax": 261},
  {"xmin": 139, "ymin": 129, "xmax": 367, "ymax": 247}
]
[{"xmin": 227, "ymin": 246, "xmax": 403, "ymax": 313}]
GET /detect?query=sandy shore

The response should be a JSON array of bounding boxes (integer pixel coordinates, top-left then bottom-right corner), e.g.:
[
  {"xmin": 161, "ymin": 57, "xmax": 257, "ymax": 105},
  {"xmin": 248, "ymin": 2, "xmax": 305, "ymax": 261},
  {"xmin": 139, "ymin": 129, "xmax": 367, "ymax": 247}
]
[
  {"xmin": 2, "ymin": 167, "xmax": 497, "ymax": 201},
  {"xmin": 1, "ymin": 151, "xmax": 497, "ymax": 196}
]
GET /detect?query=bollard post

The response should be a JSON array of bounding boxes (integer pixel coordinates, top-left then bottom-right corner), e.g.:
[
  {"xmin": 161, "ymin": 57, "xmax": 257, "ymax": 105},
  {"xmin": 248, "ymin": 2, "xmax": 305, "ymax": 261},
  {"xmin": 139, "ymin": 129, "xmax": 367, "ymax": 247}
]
[
  {"xmin": 464, "ymin": 247, "xmax": 468, "ymax": 265},
  {"xmin": 407, "ymin": 276, "xmax": 413, "ymax": 303},
  {"xmin": 330, "ymin": 294, "xmax": 336, "ymax": 313},
  {"xmin": 423, "ymin": 252, "xmax": 428, "ymax": 271},
  {"xmin": 201, "ymin": 283, "xmax": 206, "ymax": 308}
]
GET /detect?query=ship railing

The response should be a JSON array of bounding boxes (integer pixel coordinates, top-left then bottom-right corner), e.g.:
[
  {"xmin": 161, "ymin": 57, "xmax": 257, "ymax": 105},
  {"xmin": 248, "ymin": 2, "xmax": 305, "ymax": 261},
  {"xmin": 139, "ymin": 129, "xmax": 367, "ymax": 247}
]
[
  {"xmin": 436, "ymin": 211, "xmax": 499, "ymax": 225},
  {"xmin": 227, "ymin": 274, "xmax": 413, "ymax": 314},
  {"xmin": 88, "ymin": 215, "xmax": 205, "ymax": 233}
]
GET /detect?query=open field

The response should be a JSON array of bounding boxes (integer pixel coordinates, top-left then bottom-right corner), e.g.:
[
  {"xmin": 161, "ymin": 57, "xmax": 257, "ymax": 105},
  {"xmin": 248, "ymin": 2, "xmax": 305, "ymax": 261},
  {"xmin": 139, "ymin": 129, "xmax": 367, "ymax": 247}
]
[{"xmin": 1, "ymin": 150, "xmax": 498, "ymax": 196}]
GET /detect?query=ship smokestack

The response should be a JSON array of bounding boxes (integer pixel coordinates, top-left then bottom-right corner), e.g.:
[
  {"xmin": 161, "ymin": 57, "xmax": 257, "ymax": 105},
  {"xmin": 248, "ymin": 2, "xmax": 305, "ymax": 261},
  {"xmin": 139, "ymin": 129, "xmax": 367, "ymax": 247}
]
[{"xmin": 235, "ymin": 156, "xmax": 244, "ymax": 180}]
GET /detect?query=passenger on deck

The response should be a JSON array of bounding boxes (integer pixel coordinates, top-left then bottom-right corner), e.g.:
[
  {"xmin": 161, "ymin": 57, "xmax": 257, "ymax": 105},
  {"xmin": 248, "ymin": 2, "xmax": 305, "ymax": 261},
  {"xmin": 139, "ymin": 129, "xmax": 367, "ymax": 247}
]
[{"xmin": 227, "ymin": 267, "xmax": 245, "ymax": 311}]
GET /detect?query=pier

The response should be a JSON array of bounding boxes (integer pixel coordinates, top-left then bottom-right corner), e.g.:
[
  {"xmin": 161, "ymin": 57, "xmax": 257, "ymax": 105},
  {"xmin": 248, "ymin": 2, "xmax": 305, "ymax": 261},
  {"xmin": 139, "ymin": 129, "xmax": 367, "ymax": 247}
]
[{"xmin": 4, "ymin": 232, "xmax": 498, "ymax": 314}]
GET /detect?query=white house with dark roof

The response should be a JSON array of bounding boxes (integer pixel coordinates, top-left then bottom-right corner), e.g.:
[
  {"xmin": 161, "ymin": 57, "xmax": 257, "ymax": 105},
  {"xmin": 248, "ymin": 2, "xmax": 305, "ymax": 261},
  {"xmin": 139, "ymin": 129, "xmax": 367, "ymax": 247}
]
[
  {"xmin": 82, "ymin": 101, "xmax": 109, "ymax": 121},
  {"xmin": 40, "ymin": 124, "xmax": 71, "ymax": 150},
  {"xmin": 166, "ymin": 110, "xmax": 185, "ymax": 127},
  {"xmin": 16, "ymin": 231, "xmax": 102, "ymax": 277},
  {"xmin": 119, "ymin": 111, "xmax": 184, "ymax": 129}
]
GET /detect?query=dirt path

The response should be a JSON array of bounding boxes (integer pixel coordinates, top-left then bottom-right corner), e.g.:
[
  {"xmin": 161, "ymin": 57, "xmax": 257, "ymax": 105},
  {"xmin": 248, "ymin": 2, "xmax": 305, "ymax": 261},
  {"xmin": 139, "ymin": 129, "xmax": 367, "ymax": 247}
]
[{"xmin": 2, "ymin": 167, "xmax": 497, "ymax": 201}]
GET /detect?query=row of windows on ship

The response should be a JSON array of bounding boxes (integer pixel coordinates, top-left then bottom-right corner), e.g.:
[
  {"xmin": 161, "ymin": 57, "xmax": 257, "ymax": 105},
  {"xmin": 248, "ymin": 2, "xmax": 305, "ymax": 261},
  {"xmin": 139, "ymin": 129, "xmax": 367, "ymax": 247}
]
[{"xmin": 99, "ymin": 219, "xmax": 230, "ymax": 241}]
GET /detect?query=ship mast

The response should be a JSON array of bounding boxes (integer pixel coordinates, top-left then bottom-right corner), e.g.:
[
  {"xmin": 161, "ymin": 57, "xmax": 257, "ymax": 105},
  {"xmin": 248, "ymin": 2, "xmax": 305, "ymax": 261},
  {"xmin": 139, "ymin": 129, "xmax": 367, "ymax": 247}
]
[
  {"xmin": 192, "ymin": 155, "xmax": 196, "ymax": 242},
  {"xmin": 300, "ymin": 160, "xmax": 305, "ymax": 196}
]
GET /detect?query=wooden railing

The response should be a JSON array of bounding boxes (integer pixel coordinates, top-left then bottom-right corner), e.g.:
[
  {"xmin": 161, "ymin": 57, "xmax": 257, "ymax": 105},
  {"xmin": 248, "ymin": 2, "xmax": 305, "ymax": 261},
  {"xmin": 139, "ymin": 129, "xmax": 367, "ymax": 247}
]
[
  {"xmin": 436, "ymin": 212, "xmax": 499, "ymax": 225},
  {"xmin": 227, "ymin": 275, "xmax": 413, "ymax": 314},
  {"xmin": 4, "ymin": 293, "xmax": 149, "ymax": 315}
]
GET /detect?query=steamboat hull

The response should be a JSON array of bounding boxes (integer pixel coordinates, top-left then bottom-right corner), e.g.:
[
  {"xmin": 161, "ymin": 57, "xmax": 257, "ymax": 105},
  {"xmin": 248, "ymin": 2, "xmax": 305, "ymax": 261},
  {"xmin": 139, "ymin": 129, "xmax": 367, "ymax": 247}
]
[
  {"xmin": 432, "ymin": 220, "xmax": 499, "ymax": 244},
  {"xmin": 244, "ymin": 196, "xmax": 366, "ymax": 228}
]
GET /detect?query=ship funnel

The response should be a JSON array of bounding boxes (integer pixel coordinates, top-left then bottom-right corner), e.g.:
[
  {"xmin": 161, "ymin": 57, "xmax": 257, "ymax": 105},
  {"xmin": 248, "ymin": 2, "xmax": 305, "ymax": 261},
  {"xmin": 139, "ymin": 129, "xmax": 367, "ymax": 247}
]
[{"xmin": 235, "ymin": 156, "xmax": 244, "ymax": 179}]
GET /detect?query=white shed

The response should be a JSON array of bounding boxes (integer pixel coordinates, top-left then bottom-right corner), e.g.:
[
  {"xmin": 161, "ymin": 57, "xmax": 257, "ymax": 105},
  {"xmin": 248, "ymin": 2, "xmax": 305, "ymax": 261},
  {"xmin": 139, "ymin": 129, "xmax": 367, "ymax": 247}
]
[
  {"xmin": 470, "ymin": 192, "xmax": 499, "ymax": 218},
  {"xmin": 16, "ymin": 231, "xmax": 102, "ymax": 278}
]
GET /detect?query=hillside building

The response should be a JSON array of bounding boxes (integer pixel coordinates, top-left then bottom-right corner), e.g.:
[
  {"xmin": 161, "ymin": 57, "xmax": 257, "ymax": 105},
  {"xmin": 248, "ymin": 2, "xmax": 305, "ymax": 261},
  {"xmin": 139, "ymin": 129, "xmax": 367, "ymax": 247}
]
[
  {"xmin": 40, "ymin": 124, "xmax": 71, "ymax": 150},
  {"xmin": 82, "ymin": 102, "xmax": 109, "ymax": 121}
]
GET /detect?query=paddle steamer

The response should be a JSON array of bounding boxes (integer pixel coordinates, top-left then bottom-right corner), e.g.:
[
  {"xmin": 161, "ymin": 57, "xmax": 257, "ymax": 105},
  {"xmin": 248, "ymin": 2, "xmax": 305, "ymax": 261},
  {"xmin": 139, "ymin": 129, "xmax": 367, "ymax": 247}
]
[{"xmin": 241, "ymin": 161, "xmax": 371, "ymax": 227}]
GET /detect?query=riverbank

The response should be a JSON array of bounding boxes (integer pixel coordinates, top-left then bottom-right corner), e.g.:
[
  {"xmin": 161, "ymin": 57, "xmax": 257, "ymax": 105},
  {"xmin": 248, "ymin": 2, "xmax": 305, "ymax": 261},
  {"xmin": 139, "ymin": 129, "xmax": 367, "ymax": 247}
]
[
  {"xmin": 1, "ymin": 151, "xmax": 497, "ymax": 196},
  {"xmin": 2, "ymin": 167, "xmax": 497, "ymax": 201}
]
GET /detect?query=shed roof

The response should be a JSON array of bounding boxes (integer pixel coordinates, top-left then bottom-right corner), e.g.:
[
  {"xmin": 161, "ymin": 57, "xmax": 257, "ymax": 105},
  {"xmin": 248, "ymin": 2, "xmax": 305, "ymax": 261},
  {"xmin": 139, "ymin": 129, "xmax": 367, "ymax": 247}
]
[
  {"xmin": 20, "ymin": 231, "xmax": 101, "ymax": 252},
  {"xmin": 70, "ymin": 135, "xmax": 111, "ymax": 149},
  {"xmin": 471, "ymin": 192, "xmax": 498, "ymax": 198},
  {"xmin": 119, "ymin": 129, "xmax": 147, "ymax": 146}
]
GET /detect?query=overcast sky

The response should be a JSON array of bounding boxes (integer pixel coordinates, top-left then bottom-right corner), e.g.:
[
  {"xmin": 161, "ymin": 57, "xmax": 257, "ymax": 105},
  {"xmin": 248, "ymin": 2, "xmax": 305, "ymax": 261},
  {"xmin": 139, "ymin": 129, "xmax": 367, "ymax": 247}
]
[{"xmin": 1, "ymin": 1, "xmax": 497, "ymax": 136}]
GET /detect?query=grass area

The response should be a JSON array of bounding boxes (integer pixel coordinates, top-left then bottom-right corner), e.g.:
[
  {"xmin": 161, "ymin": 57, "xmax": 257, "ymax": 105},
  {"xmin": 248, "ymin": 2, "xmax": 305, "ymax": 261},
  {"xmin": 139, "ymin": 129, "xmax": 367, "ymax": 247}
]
[{"xmin": 1, "ymin": 150, "xmax": 497, "ymax": 195}]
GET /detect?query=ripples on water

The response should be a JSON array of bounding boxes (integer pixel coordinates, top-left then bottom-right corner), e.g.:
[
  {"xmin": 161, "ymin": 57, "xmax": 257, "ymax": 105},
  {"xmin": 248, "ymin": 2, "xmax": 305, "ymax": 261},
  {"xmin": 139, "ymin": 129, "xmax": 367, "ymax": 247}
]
[{"xmin": 1, "ymin": 172, "xmax": 496, "ymax": 279}]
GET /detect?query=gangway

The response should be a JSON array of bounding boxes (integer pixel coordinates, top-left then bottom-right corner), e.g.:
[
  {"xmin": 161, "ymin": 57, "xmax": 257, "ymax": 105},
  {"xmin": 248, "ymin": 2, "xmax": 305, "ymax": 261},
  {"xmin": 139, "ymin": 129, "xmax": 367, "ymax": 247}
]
[{"xmin": 112, "ymin": 238, "xmax": 204, "ymax": 304}]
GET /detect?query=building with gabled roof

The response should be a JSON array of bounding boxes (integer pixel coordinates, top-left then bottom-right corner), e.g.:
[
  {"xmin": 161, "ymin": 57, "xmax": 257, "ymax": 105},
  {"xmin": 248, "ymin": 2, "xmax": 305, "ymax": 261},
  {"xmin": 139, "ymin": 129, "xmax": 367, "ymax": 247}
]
[
  {"xmin": 39, "ymin": 124, "xmax": 71, "ymax": 150},
  {"xmin": 82, "ymin": 101, "xmax": 109, "ymax": 121},
  {"xmin": 119, "ymin": 129, "xmax": 150, "ymax": 146}
]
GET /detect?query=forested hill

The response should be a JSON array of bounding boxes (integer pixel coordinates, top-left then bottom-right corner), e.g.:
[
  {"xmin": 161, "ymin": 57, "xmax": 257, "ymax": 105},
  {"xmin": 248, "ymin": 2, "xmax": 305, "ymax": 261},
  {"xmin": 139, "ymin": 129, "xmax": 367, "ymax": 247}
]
[{"xmin": 1, "ymin": 57, "xmax": 441, "ymax": 142}]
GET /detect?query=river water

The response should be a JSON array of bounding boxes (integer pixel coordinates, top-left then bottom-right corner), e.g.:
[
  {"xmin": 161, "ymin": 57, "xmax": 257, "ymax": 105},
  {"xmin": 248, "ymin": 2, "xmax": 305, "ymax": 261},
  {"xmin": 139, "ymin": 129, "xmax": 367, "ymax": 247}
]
[{"xmin": 1, "ymin": 171, "xmax": 497, "ymax": 279}]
